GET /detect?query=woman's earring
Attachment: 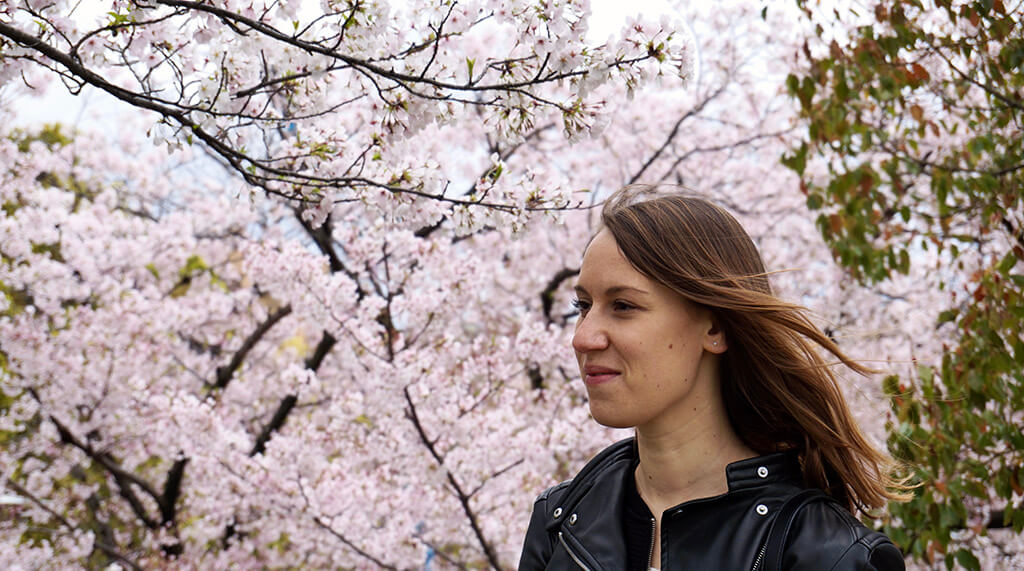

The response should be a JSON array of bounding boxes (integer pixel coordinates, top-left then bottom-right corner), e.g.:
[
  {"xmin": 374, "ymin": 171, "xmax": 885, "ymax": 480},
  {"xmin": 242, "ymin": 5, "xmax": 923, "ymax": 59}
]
[{"xmin": 713, "ymin": 341, "xmax": 719, "ymax": 347}]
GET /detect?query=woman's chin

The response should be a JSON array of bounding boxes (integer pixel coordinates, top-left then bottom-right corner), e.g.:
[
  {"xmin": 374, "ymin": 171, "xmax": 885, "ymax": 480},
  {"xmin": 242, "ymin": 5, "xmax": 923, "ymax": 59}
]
[{"xmin": 588, "ymin": 407, "xmax": 637, "ymax": 430}]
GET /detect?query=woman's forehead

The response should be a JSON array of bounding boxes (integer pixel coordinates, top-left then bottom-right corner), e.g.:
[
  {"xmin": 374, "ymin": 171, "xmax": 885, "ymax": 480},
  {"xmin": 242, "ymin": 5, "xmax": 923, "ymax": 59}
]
[{"xmin": 577, "ymin": 231, "xmax": 655, "ymax": 292}]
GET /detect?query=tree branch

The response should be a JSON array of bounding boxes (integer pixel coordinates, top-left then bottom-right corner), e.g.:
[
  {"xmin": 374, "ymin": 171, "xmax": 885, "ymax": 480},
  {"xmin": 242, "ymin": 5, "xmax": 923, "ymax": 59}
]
[
  {"xmin": 49, "ymin": 416, "xmax": 161, "ymax": 529},
  {"xmin": 312, "ymin": 517, "xmax": 399, "ymax": 570},
  {"xmin": 5, "ymin": 478, "xmax": 145, "ymax": 571},
  {"xmin": 658, "ymin": 128, "xmax": 793, "ymax": 183},
  {"xmin": 149, "ymin": 0, "xmax": 625, "ymax": 94},
  {"xmin": 159, "ymin": 456, "xmax": 188, "ymax": 525},
  {"xmin": 305, "ymin": 331, "xmax": 338, "ymax": 371},
  {"xmin": 294, "ymin": 210, "xmax": 364, "ymax": 298},
  {"xmin": 4, "ymin": 477, "xmax": 74, "ymax": 530},
  {"xmin": 403, "ymin": 387, "xmax": 502, "ymax": 569},
  {"xmin": 213, "ymin": 304, "xmax": 293, "ymax": 390},
  {"xmin": 0, "ymin": 20, "xmax": 585, "ymax": 210},
  {"xmin": 627, "ymin": 83, "xmax": 727, "ymax": 185},
  {"xmin": 249, "ymin": 329, "xmax": 336, "ymax": 457},
  {"xmin": 540, "ymin": 267, "xmax": 579, "ymax": 325},
  {"xmin": 249, "ymin": 394, "xmax": 297, "ymax": 457},
  {"xmin": 935, "ymin": 45, "xmax": 1024, "ymax": 113}
]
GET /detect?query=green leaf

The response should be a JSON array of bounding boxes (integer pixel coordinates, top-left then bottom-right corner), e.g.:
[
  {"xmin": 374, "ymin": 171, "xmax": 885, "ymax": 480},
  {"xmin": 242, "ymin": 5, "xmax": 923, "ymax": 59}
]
[
  {"xmin": 997, "ymin": 251, "xmax": 1018, "ymax": 274},
  {"xmin": 781, "ymin": 144, "xmax": 809, "ymax": 176},
  {"xmin": 937, "ymin": 309, "xmax": 958, "ymax": 324},
  {"xmin": 954, "ymin": 548, "xmax": 981, "ymax": 571},
  {"xmin": 806, "ymin": 192, "xmax": 823, "ymax": 210},
  {"xmin": 180, "ymin": 255, "xmax": 208, "ymax": 276}
]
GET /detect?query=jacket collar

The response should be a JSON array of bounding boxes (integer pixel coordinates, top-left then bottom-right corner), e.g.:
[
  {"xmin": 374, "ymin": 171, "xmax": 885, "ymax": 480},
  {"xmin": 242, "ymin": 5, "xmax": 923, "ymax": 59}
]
[
  {"xmin": 545, "ymin": 438, "xmax": 803, "ymax": 532},
  {"xmin": 544, "ymin": 438, "xmax": 805, "ymax": 570},
  {"xmin": 627, "ymin": 436, "xmax": 804, "ymax": 491},
  {"xmin": 725, "ymin": 449, "xmax": 803, "ymax": 491}
]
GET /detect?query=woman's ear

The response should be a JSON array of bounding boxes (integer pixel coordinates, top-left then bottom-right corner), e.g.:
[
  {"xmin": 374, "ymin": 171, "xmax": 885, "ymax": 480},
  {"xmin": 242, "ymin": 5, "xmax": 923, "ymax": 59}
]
[{"xmin": 705, "ymin": 317, "xmax": 727, "ymax": 354}]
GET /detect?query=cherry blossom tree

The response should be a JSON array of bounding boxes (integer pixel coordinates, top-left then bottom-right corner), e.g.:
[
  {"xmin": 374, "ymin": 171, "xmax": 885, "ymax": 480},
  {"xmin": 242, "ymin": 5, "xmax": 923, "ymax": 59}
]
[
  {"xmin": 2, "ymin": 0, "xmax": 1022, "ymax": 569},
  {"xmin": 1, "ymin": 114, "xmax": 615, "ymax": 567},
  {"xmin": 0, "ymin": 0, "xmax": 689, "ymax": 221},
  {"xmin": 0, "ymin": 1, "xmax": 692, "ymax": 568}
]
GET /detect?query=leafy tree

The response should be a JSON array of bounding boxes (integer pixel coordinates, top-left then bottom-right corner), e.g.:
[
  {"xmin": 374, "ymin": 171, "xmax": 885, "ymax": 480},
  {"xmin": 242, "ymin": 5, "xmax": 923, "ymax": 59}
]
[{"xmin": 784, "ymin": 1, "xmax": 1023, "ymax": 568}]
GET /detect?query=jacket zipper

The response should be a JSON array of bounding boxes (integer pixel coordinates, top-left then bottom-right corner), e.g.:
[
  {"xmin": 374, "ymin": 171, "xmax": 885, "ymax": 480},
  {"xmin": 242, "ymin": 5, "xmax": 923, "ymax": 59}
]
[
  {"xmin": 751, "ymin": 541, "xmax": 768, "ymax": 571},
  {"xmin": 646, "ymin": 517, "xmax": 656, "ymax": 570},
  {"xmin": 558, "ymin": 531, "xmax": 592, "ymax": 571}
]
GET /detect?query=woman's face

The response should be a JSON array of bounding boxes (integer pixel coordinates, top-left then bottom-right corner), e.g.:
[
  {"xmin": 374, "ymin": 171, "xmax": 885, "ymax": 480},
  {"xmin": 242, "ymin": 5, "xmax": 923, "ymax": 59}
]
[{"xmin": 571, "ymin": 229, "xmax": 724, "ymax": 431}]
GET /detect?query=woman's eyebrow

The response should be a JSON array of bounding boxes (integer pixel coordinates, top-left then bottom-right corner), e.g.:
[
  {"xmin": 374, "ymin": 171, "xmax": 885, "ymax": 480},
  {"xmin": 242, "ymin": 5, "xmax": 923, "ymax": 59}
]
[{"xmin": 573, "ymin": 285, "xmax": 649, "ymax": 296}]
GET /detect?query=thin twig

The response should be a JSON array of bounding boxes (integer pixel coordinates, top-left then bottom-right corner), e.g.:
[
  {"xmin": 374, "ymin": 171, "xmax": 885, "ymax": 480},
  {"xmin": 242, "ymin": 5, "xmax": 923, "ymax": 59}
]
[{"xmin": 403, "ymin": 387, "xmax": 502, "ymax": 569}]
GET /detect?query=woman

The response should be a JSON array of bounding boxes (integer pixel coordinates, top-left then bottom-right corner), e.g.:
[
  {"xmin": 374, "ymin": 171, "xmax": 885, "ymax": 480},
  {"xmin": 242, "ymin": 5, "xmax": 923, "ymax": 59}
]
[{"xmin": 519, "ymin": 188, "xmax": 910, "ymax": 570}]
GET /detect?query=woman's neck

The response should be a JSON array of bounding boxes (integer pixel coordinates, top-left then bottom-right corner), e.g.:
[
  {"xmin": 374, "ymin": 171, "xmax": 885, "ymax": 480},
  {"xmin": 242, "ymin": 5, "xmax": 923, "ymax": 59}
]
[{"xmin": 634, "ymin": 400, "xmax": 756, "ymax": 512}]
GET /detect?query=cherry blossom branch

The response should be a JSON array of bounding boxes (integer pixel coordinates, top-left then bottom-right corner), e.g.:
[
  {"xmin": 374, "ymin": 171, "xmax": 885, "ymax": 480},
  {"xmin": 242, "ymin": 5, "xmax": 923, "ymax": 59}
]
[
  {"xmin": 0, "ymin": 21, "xmax": 272, "ymax": 187},
  {"xmin": 305, "ymin": 331, "xmax": 338, "ymax": 371},
  {"xmin": 294, "ymin": 211, "xmax": 363, "ymax": 297},
  {"xmin": 247, "ymin": 207, "xmax": 351, "ymax": 457},
  {"xmin": 416, "ymin": 536, "xmax": 471, "ymax": 571},
  {"xmin": 377, "ymin": 243, "xmax": 400, "ymax": 362},
  {"xmin": 403, "ymin": 386, "xmax": 501, "ymax": 569},
  {"xmin": 4, "ymin": 477, "xmax": 75, "ymax": 530},
  {"xmin": 627, "ymin": 83, "xmax": 727, "ymax": 185},
  {"xmin": 160, "ymin": 456, "xmax": 188, "ymax": 526},
  {"xmin": 312, "ymin": 516, "xmax": 399, "ymax": 570},
  {"xmin": 0, "ymin": 21, "xmax": 585, "ymax": 210},
  {"xmin": 540, "ymin": 267, "xmax": 579, "ymax": 325},
  {"xmin": 249, "ymin": 394, "xmax": 298, "ymax": 457},
  {"xmin": 147, "ymin": 0, "xmax": 612, "ymax": 94},
  {"xmin": 47, "ymin": 415, "xmax": 190, "ymax": 556},
  {"xmin": 4, "ymin": 478, "xmax": 144, "ymax": 571},
  {"xmin": 250, "ymin": 331, "xmax": 336, "ymax": 457},
  {"xmin": 416, "ymin": 2, "xmax": 457, "ymax": 82},
  {"xmin": 233, "ymin": 64, "xmax": 347, "ymax": 99},
  {"xmin": 657, "ymin": 128, "xmax": 794, "ymax": 183},
  {"xmin": 49, "ymin": 416, "xmax": 161, "ymax": 529},
  {"xmin": 213, "ymin": 304, "xmax": 293, "ymax": 391},
  {"xmin": 467, "ymin": 458, "xmax": 525, "ymax": 499},
  {"xmin": 411, "ymin": 122, "xmax": 559, "ymax": 239}
]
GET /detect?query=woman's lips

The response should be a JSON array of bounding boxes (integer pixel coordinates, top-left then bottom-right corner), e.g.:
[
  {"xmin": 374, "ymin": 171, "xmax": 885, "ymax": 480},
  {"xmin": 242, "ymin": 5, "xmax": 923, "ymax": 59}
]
[
  {"xmin": 583, "ymin": 366, "xmax": 620, "ymax": 386},
  {"xmin": 585, "ymin": 372, "xmax": 619, "ymax": 385}
]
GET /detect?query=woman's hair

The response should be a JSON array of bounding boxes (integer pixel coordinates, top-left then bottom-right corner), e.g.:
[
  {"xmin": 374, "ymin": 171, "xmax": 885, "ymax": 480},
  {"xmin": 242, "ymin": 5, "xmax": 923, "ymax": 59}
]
[{"xmin": 599, "ymin": 185, "xmax": 910, "ymax": 513}]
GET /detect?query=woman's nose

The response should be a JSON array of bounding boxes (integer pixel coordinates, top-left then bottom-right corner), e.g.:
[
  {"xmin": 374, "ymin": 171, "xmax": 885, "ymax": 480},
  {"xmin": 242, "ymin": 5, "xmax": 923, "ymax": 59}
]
[{"xmin": 572, "ymin": 314, "xmax": 608, "ymax": 353}]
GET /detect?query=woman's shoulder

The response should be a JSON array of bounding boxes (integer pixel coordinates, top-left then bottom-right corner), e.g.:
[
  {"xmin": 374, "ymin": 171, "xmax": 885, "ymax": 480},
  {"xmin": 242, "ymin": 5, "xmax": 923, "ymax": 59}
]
[
  {"xmin": 519, "ymin": 439, "xmax": 636, "ymax": 570},
  {"xmin": 532, "ymin": 478, "xmax": 573, "ymax": 507},
  {"xmin": 784, "ymin": 498, "xmax": 905, "ymax": 570},
  {"xmin": 529, "ymin": 438, "xmax": 635, "ymax": 514}
]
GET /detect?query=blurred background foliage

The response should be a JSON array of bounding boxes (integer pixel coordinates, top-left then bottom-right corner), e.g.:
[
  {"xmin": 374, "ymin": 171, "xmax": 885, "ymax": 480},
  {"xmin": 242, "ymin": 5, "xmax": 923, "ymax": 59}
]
[{"xmin": 785, "ymin": 1, "xmax": 1023, "ymax": 568}]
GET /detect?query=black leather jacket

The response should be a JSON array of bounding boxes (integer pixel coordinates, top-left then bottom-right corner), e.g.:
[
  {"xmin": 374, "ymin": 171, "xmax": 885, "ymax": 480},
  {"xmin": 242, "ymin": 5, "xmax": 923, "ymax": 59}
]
[{"xmin": 519, "ymin": 439, "xmax": 904, "ymax": 570}]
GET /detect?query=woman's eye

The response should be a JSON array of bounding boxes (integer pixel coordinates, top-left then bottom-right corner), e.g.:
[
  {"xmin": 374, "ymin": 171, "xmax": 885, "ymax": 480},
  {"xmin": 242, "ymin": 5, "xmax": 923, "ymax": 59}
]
[
  {"xmin": 570, "ymin": 298, "xmax": 591, "ymax": 312},
  {"xmin": 612, "ymin": 300, "xmax": 636, "ymax": 312}
]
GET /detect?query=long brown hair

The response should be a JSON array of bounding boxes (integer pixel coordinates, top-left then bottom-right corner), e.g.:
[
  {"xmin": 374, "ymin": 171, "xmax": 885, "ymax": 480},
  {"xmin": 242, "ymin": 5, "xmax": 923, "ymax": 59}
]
[{"xmin": 600, "ymin": 186, "xmax": 910, "ymax": 513}]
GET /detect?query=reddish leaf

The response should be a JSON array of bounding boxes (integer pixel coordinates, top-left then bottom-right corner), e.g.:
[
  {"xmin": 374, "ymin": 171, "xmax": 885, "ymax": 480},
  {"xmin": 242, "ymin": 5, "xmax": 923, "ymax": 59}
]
[{"xmin": 910, "ymin": 104, "xmax": 924, "ymax": 122}]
